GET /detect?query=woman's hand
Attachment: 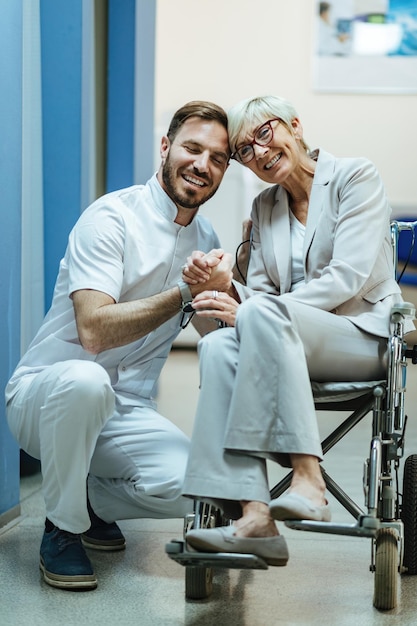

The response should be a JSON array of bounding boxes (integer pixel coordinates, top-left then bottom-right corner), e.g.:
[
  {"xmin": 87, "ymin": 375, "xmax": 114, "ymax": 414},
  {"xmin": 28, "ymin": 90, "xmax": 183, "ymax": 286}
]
[{"xmin": 191, "ymin": 290, "xmax": 240, "ymax": 327}]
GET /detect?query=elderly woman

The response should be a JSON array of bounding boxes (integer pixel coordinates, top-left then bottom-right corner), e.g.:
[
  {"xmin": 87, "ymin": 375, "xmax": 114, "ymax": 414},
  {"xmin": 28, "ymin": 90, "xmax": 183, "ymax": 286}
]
[{"xmin": 180, "ymin": 95, "xmax": 412, "ymax": 565}]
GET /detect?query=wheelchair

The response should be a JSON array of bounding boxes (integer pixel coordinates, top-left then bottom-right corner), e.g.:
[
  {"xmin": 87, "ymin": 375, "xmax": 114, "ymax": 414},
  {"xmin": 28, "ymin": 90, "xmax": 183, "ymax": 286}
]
[{"xmin": 166, "ymin": 219, "xmax": 417, "ymax": 611}]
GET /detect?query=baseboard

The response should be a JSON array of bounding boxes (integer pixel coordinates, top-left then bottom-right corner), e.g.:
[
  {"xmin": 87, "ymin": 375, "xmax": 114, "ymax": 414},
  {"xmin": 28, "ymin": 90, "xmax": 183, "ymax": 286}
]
[{"xmin": 0, "ymin": 504, "xmax": 22, "ymax": 533}]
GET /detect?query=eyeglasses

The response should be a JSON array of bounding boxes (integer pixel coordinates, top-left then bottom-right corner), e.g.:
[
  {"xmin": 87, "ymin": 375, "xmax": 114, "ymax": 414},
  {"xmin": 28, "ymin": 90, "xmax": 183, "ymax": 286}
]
[{"xmin": 231, "ymin": 119, "xmax": 281, "ymax": 164}]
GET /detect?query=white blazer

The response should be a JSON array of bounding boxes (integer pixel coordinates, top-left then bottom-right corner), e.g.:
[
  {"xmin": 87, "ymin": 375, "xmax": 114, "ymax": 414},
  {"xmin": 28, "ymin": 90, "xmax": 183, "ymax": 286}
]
[{"xmin": 236, "ymin": 149, "xmax": 413, "ymax": 338}]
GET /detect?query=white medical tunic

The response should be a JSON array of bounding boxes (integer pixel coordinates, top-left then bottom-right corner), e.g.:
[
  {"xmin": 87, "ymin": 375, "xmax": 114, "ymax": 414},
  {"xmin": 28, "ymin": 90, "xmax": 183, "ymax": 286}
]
[{"xmin": 6, "ymin": 174, "xmax": 220, "ymax": 407}]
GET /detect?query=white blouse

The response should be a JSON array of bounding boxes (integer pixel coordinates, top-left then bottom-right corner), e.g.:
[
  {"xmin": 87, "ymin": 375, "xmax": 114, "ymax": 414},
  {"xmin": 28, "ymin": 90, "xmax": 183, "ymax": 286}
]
[{"xmin": 289, "ymin": 210, "xmax": 305, "ymax": 292}]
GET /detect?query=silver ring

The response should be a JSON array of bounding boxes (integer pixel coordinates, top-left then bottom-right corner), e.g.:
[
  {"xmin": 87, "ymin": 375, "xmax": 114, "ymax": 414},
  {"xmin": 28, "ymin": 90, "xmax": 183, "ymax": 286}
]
[
  {"xmin": 181, "ymin": 264, "xmax": 188, "ymax": 272},
  {"xmin": 212, "ymin": 290, "xmax": 219, "ymax": 299}
]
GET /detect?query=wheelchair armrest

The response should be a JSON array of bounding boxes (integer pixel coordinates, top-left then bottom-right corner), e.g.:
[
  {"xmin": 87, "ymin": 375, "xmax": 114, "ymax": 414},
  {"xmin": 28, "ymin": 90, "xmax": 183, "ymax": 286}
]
[{"xmin": 391, "ymin": 301, "xmax": 416, "ymax": 322}]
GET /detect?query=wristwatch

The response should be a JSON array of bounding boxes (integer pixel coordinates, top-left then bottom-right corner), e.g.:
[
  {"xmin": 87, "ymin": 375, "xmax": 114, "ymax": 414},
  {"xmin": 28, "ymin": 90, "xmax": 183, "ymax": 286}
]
[{"xmin": 177, "ymin": 280, "xmax": 194, "ymax": 312}]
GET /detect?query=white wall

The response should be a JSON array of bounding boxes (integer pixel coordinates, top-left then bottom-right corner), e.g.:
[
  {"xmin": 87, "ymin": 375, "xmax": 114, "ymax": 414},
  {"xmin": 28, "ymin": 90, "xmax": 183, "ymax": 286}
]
[{"xmin": 155, "ymin": 0, "xmax": 417, "ymax": 256}]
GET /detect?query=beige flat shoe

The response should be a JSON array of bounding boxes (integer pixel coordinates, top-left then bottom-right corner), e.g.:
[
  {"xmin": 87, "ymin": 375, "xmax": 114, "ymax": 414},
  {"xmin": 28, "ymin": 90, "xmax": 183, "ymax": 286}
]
[
  {"xmin": 270, "ymin": 493, "xmax": 331, "ymax": 522},
  {"xmin": 186, "ymin": 525, "xmax": 289, "ymax": 566}
]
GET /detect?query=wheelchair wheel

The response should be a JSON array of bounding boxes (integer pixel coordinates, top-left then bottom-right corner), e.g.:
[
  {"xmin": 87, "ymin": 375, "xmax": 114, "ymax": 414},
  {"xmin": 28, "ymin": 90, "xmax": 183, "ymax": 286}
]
[
  {"xmin": 401, "ymin": 454, "xmax": 417, "ymax": 574},
  {"xmin": 373, "ymin": 528, "xmax": 398, "ymax": 610},
  {"xmin": 185, "ymin": 566, "xmax": 213, "ymax": 599},
  {"xmin": 183, "ymin": 502, "xmax": 222, "ymax": 600}
]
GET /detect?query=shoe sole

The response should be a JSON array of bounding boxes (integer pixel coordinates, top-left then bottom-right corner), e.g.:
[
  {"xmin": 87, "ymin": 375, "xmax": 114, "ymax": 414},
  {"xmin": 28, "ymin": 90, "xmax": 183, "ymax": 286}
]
[
  {"xmin": 81, "ymin": 535, "xmax": 126, "ymax": 551},
  {"xmin": 188, "ymin": 537, "xmax": 288, "ymax": 567},
  {"xmin": 187, "ymin": 529, "xmax": 289, "ymax": 567},
  {"xmin": 40, "ymin": 558, "xmax": 97, "ymax": 590}
]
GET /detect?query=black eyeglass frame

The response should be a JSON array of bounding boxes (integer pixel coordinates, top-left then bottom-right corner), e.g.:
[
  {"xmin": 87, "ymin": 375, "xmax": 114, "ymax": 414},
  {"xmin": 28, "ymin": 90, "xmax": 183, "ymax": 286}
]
[{"xmin": 231, "ymin": 118, "xmax": 281, "ymax": 164}]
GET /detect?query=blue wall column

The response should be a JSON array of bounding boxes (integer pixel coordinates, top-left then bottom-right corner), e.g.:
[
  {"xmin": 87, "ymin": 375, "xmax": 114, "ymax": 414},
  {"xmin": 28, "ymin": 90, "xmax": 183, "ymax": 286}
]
[
  {"xmin": 106, "ymin": 0, "xmax": 135, "ymax": 192},
  {"xmin": 40, "ymin": 0, "xmax": 84, "ymax": 310},
  {"xmin": 0, "ymin": 2, "xmax": 22, "ymax": 525},
  {"xmin": 106, "ymin": 0, "xmax": 156, "ymax": 192}
]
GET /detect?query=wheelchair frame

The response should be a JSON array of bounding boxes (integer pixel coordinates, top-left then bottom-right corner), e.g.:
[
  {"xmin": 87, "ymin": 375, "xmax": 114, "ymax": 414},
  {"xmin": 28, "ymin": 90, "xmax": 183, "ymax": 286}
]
[{"xmin": 166, "ymin": 219, "xmax": 417, "ymax": 611}]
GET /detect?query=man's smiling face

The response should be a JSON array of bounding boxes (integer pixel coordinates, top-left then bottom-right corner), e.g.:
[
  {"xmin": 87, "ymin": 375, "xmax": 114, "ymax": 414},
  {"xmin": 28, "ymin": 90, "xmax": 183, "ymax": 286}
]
[{"xmin": 160, "ymin": 117, "xmax": 230, "ymax": 210}]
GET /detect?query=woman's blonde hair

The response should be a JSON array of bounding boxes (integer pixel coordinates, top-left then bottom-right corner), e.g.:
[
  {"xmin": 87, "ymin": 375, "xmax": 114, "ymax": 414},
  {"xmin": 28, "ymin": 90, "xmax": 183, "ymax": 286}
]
[{"xmin": 228, "ymin": 95, "xmax": 309, "ymax": 154}]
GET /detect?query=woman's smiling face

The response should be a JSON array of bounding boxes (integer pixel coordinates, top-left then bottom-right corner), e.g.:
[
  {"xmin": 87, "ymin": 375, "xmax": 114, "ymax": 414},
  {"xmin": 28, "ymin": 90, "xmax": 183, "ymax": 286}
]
[{"xmin": 241, "ymin": 117, "xmax": 303, "ymax": 185}]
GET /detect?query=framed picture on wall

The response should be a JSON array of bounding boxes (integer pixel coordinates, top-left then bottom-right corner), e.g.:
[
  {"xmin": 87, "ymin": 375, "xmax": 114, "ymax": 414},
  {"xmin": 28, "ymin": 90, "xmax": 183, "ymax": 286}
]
[{"xmin": 313, "ymin": 0, "xmax": 417, "ymax": 93}]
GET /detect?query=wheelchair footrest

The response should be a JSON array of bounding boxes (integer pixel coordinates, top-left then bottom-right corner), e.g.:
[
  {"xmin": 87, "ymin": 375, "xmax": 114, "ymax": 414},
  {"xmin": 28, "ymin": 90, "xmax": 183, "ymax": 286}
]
[
  {"xmin": 285, "ymin": 515, "xmax": 379, "ymax": 538},
  {"xmin": 165, "ymin": 539, "xmax": 269, "ymax": 570}
]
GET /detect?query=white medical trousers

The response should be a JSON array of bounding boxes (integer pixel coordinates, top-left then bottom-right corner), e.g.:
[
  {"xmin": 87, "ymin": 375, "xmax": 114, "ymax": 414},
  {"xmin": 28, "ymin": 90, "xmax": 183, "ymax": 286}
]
[{"xmin": 7, "ymin": 360, "xmax": 192, "ymax": 534}]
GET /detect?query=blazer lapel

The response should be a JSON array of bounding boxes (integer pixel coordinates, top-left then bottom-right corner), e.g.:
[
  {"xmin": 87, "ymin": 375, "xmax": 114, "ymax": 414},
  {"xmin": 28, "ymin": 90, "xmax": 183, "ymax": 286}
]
[{"xmin": 304, "ymin": 150, "xmax": 336, "ymax": 267}]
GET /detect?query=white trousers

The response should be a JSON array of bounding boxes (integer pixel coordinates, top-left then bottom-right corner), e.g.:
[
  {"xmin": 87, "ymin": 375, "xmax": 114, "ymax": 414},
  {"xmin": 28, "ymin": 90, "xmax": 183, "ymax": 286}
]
[
  {"xmin": 183, "ymin": 294, "xmax": 387, "ymax": 511},
  {"xmin": 7, "ymin": 360, "xmax": 192, "ymax": 534}
]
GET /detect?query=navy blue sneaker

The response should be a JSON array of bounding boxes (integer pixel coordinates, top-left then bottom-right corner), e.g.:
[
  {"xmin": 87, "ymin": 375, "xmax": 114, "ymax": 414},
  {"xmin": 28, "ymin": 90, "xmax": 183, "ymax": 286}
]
[
  {"xmin": 81, "ymin": 499, "xmax": 126, "ymax": 552},
  {"xmin": 40, "ymin": 520, "xmax": 97, "ymax": 590}
]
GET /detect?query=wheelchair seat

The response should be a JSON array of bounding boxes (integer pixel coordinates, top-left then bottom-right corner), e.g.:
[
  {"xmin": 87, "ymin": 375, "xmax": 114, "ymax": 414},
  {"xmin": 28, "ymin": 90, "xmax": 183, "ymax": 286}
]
[{"xmin": 312, "ymin": 379, "xmax": 385, "ymax": 409}]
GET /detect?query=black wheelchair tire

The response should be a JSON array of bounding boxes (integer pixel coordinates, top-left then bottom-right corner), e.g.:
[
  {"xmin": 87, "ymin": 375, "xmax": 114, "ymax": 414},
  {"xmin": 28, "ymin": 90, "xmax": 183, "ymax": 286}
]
[
  {"xmin": 401, "ymin": 454, "xmax": 417, "ymax": 574},
  {"xmin": 185, "ymin": 566, "xmax": 213, "ymax": 600},
  {"xmin": 373, "ymin": 528, "xmax": 398, "ymax": 610}
]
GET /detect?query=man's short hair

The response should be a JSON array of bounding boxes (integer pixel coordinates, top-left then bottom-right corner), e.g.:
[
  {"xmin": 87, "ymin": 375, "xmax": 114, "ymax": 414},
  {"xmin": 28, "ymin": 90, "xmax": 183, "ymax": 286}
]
[{"xmin": 167, "ymin": 101, "xmax": 228, "ymax": 142}]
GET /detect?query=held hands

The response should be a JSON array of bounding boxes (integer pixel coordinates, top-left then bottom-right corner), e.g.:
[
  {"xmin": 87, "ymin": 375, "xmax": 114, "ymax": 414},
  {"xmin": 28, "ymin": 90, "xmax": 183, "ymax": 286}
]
[
  {"xmin": 182, "ymin": 248, "xmax": 233, "ymax": 294},
  {"xmin": 182, "ymin": 248, "xmax": 238, "ymax": 326}
]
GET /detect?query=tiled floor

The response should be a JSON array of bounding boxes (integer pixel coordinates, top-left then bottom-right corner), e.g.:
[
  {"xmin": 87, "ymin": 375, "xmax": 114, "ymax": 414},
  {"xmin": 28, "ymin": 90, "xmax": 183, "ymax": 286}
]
[{"xmin": 2, "ymin": 343, "xmax": 417, "ymax": 625}]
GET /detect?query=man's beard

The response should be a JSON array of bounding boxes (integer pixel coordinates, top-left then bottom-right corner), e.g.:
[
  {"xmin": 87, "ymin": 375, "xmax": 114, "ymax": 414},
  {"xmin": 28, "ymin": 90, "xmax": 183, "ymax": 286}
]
[{"xmin": 162, "ymin": 157, "xmax": 219, "ymax": 209}]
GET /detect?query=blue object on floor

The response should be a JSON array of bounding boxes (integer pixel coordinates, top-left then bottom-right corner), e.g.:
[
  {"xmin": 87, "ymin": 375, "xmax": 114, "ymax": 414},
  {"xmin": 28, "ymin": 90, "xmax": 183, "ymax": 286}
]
[{"xmin": 396, "ymin": 216, "xmax": 417, "ymax": 286}]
